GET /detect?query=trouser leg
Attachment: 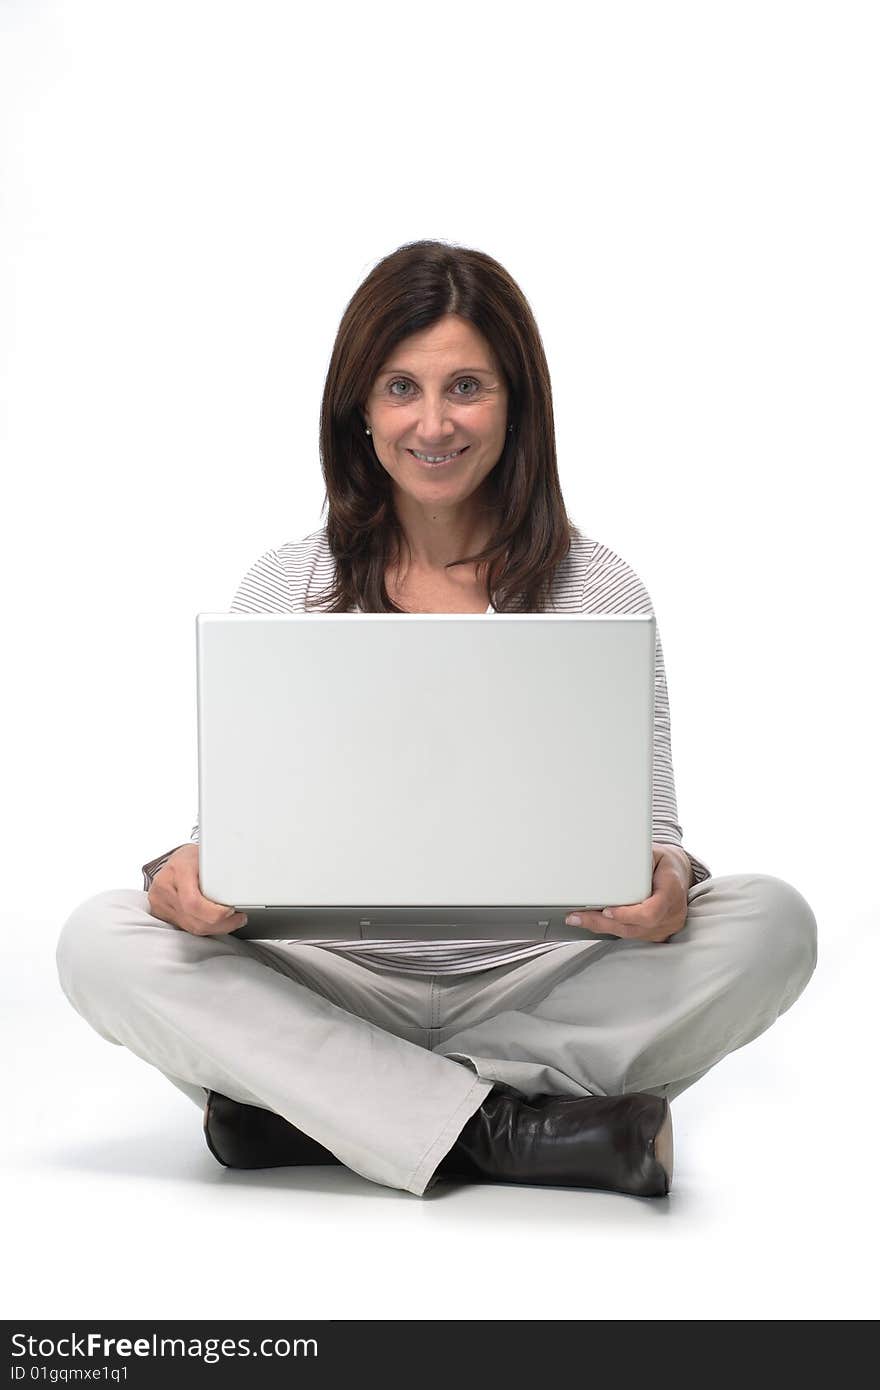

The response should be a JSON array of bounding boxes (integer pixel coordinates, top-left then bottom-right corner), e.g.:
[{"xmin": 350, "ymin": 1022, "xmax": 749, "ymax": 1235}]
[
  {"xmin": 431, "ymin": 874, "xmax": 818, "ymax": 1102},
  {"xmin": 162, "ymin": 1073, "xmax": 211, "ymax": 1109},
  {"xmin": 55, "ymin": 889, "xmax": 492, "ymax": 1196}
]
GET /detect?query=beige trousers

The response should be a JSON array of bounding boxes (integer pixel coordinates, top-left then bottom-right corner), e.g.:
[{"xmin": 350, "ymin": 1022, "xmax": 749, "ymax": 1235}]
[{"xmin": 55, "ymin": 872, "xmax": 817, "ymax": 1196}]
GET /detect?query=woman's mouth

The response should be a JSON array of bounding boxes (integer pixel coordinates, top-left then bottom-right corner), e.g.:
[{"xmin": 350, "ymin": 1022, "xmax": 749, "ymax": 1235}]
[{"xmin": 408, "ymin": 446, "xmax": 469, "ymax": 468}]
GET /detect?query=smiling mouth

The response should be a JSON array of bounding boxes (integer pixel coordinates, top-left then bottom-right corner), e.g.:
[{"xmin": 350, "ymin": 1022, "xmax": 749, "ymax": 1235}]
[{"xmin": 408, "ymin": 446, "xmax": 469, "ymax": 466}]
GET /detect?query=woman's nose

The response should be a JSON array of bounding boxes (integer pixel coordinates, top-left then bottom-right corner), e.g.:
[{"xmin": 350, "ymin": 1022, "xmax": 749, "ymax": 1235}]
[{"xmin": 415, "ymin": 399, "xmax": 455, "ymax": 437}]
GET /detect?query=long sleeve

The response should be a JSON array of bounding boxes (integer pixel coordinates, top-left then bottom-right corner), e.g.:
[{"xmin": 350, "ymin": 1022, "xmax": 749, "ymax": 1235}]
[
  {"xmin": 651, "ymin": 625, "xmax": 711, "ymax": 887},
  {"xmin": 582, "ymin": 541, "xmax": 711, "ymax": 889},
  {"xmin": 139, "ymin": 546, "xmax": 292, "ymax": 891}
]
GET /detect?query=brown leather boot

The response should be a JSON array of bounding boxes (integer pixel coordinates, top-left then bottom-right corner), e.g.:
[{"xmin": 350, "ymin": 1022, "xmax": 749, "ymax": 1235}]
[
  {"xmin": 203, "ymin": 1091, "xmax": 342, "ymax": 1169},
  {"xmin": 434, "ymin": 1090, "xmax": 673, "ymax": 1197}
]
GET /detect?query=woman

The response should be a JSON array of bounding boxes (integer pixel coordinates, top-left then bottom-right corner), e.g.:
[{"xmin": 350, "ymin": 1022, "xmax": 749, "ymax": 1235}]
[{"xmin": 56, "ymin": 240, "xmax": 818, "ymax": 1200}]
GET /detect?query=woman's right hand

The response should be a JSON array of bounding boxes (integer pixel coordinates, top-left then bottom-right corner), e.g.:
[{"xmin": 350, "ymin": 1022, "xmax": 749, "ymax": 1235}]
[{"xmin": 147, "ymin": 844, "xmax": 249, "ymax": 936}]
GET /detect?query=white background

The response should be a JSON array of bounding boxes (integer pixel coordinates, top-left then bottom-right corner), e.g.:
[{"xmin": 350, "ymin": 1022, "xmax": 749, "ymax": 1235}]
[{"xmin": 1, "ymin": 0, "xmax": 877, "ymax": 1321}]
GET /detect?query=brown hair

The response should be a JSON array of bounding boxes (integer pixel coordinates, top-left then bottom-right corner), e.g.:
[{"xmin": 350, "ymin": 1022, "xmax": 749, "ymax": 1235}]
[{"xmin": 307, "ymin": 239, "xmax": 577, "ymax": 613}]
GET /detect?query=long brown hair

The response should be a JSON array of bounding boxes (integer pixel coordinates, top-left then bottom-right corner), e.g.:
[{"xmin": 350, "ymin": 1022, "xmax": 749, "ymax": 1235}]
[{"xmin": 307, "ymin": 239, "xmax": 577, "ymax": 613}]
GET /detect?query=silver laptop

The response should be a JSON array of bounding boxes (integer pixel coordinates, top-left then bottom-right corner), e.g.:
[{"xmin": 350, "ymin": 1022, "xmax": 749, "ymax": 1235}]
[{"xmin": 195, "ymin": 612, "xmax": 656, "ymax": 941}]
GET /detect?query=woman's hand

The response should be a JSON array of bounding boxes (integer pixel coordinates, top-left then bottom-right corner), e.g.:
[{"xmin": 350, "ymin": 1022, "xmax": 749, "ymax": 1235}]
[
  {"xmin": 563, "ymin": 845, "xmax": 691, "ymax": 943},
  {"xmin": 147, "ymin": 844, "xmax": 249, "ymax": 936}
]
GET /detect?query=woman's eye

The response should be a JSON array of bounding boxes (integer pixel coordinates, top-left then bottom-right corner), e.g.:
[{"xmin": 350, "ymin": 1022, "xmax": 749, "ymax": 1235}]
[{"xmin": 387, "ymin": 377, "xmax": 481, "ymax": 398}]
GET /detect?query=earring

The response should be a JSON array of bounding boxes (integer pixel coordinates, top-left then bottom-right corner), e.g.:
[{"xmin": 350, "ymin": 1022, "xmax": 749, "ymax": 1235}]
[{"xmin": 365, "ymin": 427, "xmax": 371, "ymax": 435}]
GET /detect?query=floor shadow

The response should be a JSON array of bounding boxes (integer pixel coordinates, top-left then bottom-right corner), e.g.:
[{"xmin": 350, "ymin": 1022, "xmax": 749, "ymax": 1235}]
[{"xmin": 32, "ymin": 1128, "xmax": 448, "ymax": 1202}]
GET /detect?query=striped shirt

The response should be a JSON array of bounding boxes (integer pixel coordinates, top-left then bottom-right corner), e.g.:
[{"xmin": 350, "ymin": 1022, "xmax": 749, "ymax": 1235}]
[{"xmin": 141, "ymin": 524, "xmax": 711, "ymax": 974}]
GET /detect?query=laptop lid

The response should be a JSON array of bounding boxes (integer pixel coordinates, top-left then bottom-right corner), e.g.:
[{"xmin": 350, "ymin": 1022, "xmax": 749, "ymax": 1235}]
[{"xmin": 195, "ymin": 612, "xmax": 655, "ymax": 940}]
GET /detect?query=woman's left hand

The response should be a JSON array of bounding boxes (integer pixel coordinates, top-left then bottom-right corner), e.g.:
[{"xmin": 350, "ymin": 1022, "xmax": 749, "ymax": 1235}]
[{"xmin": 563, "ymin": 845, "xmax": 691, "ymax": 943}]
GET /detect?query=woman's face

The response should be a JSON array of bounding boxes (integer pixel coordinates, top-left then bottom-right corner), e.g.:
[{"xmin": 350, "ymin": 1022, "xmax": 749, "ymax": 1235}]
[{"xmin": 363, "ymin": 314, "xmax": 509, "ymax": 510}]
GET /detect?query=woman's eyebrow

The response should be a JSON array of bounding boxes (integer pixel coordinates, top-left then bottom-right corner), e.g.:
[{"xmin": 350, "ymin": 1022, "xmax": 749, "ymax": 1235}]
[{"xmin": 378, "ymin": 365, "xmax": 492, "ymax": 378}]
